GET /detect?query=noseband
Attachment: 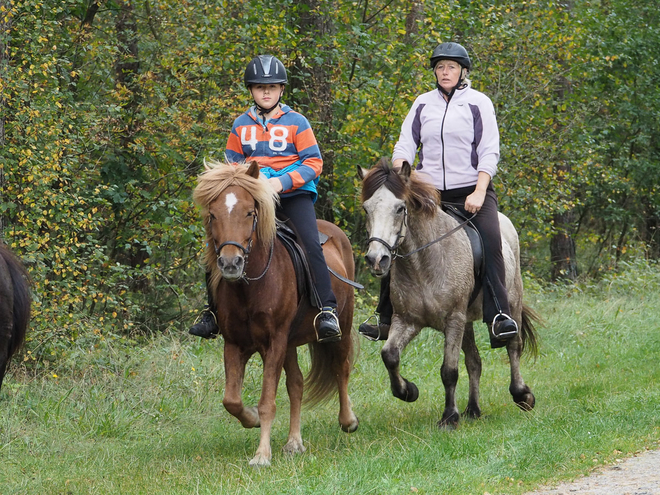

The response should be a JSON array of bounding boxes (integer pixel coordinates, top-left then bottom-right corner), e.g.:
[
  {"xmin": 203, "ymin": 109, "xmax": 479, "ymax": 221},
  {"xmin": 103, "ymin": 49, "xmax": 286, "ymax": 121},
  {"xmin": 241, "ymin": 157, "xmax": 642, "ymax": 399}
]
[{"xmin": 213, "ymin": 213, "xmax": 273, "ymax": 282}]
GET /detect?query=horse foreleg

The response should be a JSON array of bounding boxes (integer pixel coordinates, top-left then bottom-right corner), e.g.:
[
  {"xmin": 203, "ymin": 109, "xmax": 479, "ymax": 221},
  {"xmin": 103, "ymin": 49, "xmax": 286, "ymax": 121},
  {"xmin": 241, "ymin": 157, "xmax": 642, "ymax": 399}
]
[
  {"xmin": 282, "ymin": 347, "xmax": 305, "ymax": 455},
  {"xmin": 381, "ymin": 319, "xmax": 421, "ymax": 403},
  {"xmin": 438, "ymin": 314, "xmax": 466, "ymax": 428},
  {"xmin": 461, "ymin": 322, "xmax": 482, "ymax": 419},
  {"xmin": 250, "ymin": 341, "xmax": 287, "ymax": 467},
  {"xmin": 222, "ymin": 343, "xmax": 259, "ymax": 428},
  {"xmin": 506, "ymin": 335, "xmax": 535, "ymax": 411}
]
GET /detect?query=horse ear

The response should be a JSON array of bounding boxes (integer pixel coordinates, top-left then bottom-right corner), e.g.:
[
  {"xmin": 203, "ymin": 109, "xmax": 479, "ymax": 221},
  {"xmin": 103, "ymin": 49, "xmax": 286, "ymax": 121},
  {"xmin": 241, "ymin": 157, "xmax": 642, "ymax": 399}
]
[
  {"xmin": 246, "ymin": 160, "xmax": 260, "ymax": 178},
  {"xmin": 399, "ymin": 161, "xmax": 412, "ymax": 179},
  {"xmin": 357, "ymin": 166, "xmax": 369, "ymax": 181}
]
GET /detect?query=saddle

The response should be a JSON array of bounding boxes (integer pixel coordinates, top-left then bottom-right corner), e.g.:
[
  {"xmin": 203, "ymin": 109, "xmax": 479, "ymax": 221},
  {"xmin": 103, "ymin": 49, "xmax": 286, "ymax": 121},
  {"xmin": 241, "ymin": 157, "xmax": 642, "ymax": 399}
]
[
  {"xmin": 276, "ymin": 219, "xmax": 364, "ymax": 310},
  {"xmin": 442, "ymin": 204, "xmax": 485, "ymax": 305},
  {"xmin": 276, "ymin": 220, "xmax": 322, "ymax": 309}
]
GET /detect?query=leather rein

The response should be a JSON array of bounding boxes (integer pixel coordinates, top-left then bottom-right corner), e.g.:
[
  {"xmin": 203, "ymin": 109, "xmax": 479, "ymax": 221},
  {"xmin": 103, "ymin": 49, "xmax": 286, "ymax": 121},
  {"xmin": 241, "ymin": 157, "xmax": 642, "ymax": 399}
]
[{"xmin": 366, "ymin": 202, "xmax": 476, "ymax": 260}]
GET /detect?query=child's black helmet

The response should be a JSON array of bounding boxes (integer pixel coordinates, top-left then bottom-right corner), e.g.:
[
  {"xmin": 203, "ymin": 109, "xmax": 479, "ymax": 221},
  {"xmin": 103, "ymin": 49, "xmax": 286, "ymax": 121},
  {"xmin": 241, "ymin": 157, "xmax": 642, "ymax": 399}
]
[
  {"xmin": 244, "ymin": 55, "xmax": 288, "ymax": 87},
  {"xmin": 429, "ymin": 42, "xmax": 471, "ymax": 70}
]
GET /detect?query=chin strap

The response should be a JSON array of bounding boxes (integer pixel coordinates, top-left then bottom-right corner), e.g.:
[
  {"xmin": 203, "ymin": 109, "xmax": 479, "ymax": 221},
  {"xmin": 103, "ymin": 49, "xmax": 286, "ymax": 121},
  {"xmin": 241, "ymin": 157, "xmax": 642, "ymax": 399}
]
[
  {"xmin": 255, "ymin": 99, "xmax": 281, "ymax": 117},
  {"xmin": 436, "ymin": 67, "xmax": 469, "ymax": 101}
]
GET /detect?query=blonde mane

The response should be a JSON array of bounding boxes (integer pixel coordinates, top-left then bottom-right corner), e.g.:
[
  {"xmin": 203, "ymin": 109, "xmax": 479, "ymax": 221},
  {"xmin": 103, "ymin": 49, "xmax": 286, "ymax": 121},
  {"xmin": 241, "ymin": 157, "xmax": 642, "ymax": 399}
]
[{"xmin": 193, "ymin": 159, "xmax": 279, "ymax": 278}]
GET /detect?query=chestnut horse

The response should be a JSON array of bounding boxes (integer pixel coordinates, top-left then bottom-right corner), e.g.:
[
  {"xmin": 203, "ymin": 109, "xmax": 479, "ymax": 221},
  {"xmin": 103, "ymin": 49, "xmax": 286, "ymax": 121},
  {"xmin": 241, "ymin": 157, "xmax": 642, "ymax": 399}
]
[
  {"xmin": 358, "ymin": 159, "xmax": 538, "ymax": 427},
  {"xmin": 193, "ymin": 160, "xmax": 358, "ymax": 467},
  {"xmin": 0, "ymin": 242, "xmax": 31, "ymax": 392}
]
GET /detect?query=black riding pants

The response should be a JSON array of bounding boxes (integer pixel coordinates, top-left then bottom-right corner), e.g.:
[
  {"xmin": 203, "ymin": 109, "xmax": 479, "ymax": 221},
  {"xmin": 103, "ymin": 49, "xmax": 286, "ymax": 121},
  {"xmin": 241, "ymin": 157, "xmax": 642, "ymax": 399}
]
[
  {"xmin": 374, "ymin": 184, "xmax": 510, "ymax": 325},
  {"xmin": 278, "ymin": 193, "xmax": 337, "ymax": 309}
]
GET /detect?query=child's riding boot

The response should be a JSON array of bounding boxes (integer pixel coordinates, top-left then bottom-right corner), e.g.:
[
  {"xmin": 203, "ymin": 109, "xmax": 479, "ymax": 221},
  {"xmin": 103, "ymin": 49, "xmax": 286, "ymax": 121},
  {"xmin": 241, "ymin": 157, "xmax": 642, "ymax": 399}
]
[
  {"xmin": 358, "ymin": 316, "xmax": 390, "ymax": 341},
  {"xmin": 314, "ymin": 307, "xmax": 342, "ymax": 343}
]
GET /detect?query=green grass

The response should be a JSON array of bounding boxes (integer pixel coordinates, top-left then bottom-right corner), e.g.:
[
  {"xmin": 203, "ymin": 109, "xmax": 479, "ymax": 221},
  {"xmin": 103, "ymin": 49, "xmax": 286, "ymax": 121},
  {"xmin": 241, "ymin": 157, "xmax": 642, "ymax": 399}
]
[{"xmin": 1, "ymin": 281, "xmax": 660, "ymax": 494}]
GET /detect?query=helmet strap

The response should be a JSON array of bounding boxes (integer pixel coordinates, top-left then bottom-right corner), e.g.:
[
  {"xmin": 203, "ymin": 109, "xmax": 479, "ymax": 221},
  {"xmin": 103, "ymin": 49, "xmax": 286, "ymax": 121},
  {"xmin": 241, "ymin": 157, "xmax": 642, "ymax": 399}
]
[
  {"xmin": 436, "ymin": 67, "xmax": 468, "ymax": 101},
  {"xmin": 250, "ymin": 86, "xmax": 283, "ymax": 118}
]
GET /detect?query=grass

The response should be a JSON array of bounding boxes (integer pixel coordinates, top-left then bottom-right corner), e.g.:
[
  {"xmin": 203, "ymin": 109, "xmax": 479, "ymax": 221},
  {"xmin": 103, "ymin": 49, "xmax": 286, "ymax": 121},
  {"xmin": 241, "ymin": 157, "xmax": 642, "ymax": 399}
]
[{"xmin": 1, "ymin": 278, "xmax": 660, "ymax": 494}]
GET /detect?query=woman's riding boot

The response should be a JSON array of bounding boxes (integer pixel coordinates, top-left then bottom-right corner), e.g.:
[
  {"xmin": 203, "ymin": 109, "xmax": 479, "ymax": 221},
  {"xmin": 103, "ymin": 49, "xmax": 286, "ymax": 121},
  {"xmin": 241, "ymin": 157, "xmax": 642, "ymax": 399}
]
[
  {"xmin": 315, "ymin": 307, "xmax": 342, "ymax": 343},
  {"xmin": 189, "ymin": 306, "xmax": 219, "ymax": 339}
]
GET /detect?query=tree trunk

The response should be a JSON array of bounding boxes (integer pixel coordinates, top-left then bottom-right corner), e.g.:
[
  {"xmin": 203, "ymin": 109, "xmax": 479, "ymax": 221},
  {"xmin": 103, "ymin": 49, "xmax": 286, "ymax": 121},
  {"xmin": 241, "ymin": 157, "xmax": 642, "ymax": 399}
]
[{"xmin": 550, "ymin": 210, "xmax": 578, "ymax": 280}]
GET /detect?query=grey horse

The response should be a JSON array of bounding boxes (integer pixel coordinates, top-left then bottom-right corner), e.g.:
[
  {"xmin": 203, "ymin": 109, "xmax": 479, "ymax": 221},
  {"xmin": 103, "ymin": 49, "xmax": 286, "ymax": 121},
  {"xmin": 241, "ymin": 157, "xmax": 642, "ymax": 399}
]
[{"xmin": 358, "ymin": 159, "xmax": 538, "ymax": 427}]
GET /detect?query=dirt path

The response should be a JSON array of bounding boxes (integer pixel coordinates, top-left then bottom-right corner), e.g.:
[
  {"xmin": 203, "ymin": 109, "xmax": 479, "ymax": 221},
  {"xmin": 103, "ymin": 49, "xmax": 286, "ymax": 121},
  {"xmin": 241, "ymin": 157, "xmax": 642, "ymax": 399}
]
[{"xmin": 525, "ymin": 448, "xmax": 660, "ymax": 495}]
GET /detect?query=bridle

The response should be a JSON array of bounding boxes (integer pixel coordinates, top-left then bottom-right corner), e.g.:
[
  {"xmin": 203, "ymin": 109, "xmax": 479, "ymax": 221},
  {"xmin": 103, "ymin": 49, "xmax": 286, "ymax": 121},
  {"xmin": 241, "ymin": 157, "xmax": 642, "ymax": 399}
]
[
  {"xmin": 365, "ymin": 205, "xmax": 408, "ymax": 257},
  {"xmin": 366, "ymin": 202, "xmax": 475, "ymax": 260},
  {"xmin": 212, "ymin": 212, "xmax": 273, "ymax": 282}
]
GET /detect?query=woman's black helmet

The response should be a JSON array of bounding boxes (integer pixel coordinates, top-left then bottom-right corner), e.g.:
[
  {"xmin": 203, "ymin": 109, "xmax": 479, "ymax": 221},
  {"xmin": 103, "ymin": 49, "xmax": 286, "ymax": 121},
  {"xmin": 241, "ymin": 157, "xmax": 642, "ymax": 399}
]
[
  {"xmin": 430, "ymin": 42, "xmax": 471, "ymax": 70},
  {"xmin": 244, "ymin": 55, "xmax": 288, "ymax": 87}
]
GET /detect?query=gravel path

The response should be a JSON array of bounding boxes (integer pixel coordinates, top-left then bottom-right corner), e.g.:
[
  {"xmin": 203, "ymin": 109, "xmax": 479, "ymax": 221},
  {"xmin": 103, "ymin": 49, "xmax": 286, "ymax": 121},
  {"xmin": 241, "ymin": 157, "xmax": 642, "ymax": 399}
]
[{"xmin": 525, "ymin": 448, "xmax": 660, "ymax": 495}]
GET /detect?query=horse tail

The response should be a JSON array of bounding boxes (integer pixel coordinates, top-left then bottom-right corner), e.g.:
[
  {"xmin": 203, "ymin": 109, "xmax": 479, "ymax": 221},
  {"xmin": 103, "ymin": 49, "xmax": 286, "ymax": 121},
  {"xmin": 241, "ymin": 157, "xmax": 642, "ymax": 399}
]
[
  {"xmin": 520, "ymin": 303, "xmax": 541, "ymax": 358},
  {"xmin": 0, "ymin": 245, "xmax": 31, "ymax": 358},
  {"xmin": 303, "ymin": 334, "xmax": 356, "ymax": 407}
]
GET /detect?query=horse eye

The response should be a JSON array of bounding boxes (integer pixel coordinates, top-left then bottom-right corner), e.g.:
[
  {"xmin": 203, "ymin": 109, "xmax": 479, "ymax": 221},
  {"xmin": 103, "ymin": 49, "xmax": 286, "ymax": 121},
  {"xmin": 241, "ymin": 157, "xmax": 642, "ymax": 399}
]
[
  {"xmin": 209, "ymin": 213, "xmax": 216, "ymax": 221},
  {"xmin": 396, "ymin": 205, "xmax": 405, "ymax": 215}
]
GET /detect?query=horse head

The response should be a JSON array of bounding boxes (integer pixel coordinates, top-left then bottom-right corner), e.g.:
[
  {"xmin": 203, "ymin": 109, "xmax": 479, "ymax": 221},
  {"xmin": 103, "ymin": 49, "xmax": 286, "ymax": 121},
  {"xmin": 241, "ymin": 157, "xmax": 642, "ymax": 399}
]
[
  {"xmin": 358, "ymin": 158, "xmax": 440, "ymax": 277},
  {"xmin": 194, "ymin": 159, "xmax": 277, "ymax": 283}
]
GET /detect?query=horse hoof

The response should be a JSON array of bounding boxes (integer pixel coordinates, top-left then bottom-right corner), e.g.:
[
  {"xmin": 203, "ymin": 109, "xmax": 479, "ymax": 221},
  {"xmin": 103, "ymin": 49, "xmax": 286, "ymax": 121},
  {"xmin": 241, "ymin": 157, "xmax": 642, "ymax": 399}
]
[
  {"xmin": 282, "ymin": 439, "xmax": 306, "ymax": 455},
  {"xmin": 392, "ymin": 380, "xmax": 419, "ymax": 402},
  {"xmin": 463, "ymin": 405, "xmax": 481, "ymax": 419},
  {"xmin": 438, "ymin": 411, "xmax": 461, "ymax": 430},
  {"xmin": 341, "ymin": 417, "xmax": 359, "ymax": 433},
  {"xmin": 249, "ymin": 454, "xmax": 271, "ymax": 467},
  {"xmin": 515, "ymin": 393, "xmax": 535, "ymax": 411}
]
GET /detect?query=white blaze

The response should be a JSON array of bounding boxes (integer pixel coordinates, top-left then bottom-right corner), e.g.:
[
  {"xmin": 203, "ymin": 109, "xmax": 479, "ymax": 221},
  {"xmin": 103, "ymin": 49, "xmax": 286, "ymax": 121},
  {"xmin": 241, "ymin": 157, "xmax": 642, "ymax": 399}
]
[{"xmin": 225, "ymin": 192, "xmax": 238, "ymax": 214}]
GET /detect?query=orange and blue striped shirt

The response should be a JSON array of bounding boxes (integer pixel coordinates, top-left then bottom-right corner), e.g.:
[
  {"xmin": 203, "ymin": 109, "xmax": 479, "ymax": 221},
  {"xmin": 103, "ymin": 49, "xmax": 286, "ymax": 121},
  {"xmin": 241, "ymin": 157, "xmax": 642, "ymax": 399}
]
[{"xmin": 225, "ymin": 105, "xmax": 323, "ymax": 201}]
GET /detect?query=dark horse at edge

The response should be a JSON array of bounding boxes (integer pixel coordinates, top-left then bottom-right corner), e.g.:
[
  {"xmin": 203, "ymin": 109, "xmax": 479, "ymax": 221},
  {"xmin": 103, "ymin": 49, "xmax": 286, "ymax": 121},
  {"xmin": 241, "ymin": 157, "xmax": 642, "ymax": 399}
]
[{"xmin": 0, "ymin": 242, "xmax": 31, "ymax": 392}]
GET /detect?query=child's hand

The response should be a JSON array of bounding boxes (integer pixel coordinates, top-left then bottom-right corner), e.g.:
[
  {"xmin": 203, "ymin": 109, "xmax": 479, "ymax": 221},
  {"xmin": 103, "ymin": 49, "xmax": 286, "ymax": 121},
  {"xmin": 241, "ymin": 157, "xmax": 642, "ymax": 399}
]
[{"xmin": 268, "ymin": 177, "xmax": 283, "ymax": 193}]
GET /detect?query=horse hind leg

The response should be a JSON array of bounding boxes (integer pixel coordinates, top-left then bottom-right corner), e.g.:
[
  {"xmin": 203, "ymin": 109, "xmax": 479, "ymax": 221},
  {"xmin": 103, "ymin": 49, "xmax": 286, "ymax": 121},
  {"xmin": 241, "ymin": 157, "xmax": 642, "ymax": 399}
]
[
  {"xmin": 335, "ymin": 341, "xmax": 358, "ymax": 433},
  {"xmin": 461, "ymin": 322, "xmax": 482, "ymax": 419},
  {"xmin": 282, "ymin": 347, "xmax": 306, "ymax": 455},
  {"xmin": 506, "ymin": 310, "xmax": 536, "ymax": 411}
]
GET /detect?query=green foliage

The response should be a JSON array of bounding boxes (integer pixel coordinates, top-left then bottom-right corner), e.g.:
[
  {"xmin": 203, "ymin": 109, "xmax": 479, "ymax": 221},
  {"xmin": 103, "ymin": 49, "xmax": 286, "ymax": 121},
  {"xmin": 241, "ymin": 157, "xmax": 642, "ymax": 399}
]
[{"xmin": 1, "ymin": 0, "xmax": 659, "ymax": 364}]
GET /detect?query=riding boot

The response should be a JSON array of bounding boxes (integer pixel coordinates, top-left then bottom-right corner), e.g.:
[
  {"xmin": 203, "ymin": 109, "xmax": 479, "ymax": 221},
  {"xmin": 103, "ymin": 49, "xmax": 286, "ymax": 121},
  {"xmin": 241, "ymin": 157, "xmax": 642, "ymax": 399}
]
[
  {"xmin": 359, "ymin": 274, "xmax": 393, "ymax": 341},
  {"xmin": 314, "ymin": 307, "xmax": 342, "ymax": 343},
  {"xmin": 489, "ymin": 313, "xmax": 518, "ymax": 348},
  {"xmin": 189, "ymin": 272, "xmax": 220, "ymax": 339}
]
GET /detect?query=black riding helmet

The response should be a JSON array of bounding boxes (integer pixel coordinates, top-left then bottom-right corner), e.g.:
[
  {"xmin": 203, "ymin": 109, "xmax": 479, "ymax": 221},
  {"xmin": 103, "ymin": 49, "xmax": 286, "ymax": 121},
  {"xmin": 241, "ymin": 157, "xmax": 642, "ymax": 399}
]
[
  {"xmin": 429, "ymin": 42, "xmax": 471, "ymax": 70},
  {"xmin": 244, "ymin": 55, "xmax": 288, "ymax": 87}
]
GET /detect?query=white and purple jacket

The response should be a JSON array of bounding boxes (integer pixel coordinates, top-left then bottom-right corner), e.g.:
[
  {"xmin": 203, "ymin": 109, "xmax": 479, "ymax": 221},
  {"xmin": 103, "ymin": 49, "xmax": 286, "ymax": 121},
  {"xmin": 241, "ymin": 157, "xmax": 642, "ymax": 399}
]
[{"xmin": 392, "ymin": 81, "xmax": 500, "ymax": 191}]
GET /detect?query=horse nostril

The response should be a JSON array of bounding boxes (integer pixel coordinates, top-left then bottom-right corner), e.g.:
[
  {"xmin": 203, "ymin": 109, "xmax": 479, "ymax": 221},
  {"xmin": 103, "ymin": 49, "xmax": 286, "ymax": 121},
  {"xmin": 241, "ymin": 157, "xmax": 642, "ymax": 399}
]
[
  {"xmin": 365, "ymin": 253, "xmax": 376, "ymax": 267},
  {"xmin": 379, "ymin": 255, "xmax": 391, "ymax": 271}
]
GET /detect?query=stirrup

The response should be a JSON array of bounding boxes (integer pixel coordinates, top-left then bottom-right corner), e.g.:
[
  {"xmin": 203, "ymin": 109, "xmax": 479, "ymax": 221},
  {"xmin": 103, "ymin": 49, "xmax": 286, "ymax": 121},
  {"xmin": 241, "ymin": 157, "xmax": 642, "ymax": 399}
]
[
  {"xmin": 490, "ymin": 313, "xmax": 518, "ymax": 340},
  {"xmin": 358, "ymin": 314, "xmax": 383, "ymax": 341},
  {"xmin": 313, "ymin": 308, "xmax": 342, "ymax": 343}
]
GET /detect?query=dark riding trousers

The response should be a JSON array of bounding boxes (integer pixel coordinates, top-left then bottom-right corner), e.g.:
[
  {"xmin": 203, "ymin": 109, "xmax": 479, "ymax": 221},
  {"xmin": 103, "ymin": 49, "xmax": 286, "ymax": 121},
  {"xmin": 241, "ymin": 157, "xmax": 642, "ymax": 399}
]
[{"xmin": 277, "ymin": 193, "xmax": 337, "ymax": 309}]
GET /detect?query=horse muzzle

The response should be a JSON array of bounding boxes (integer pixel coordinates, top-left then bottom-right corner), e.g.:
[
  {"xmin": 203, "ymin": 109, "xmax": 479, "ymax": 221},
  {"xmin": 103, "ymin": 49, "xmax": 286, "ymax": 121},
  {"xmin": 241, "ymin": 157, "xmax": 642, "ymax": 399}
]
[
  {"xmin": 217, "ymin": 254, "xmax": 246, "ymax": 282},
  {"xmin": 364, "ymin": 251, "xmax": 392, "ymax": 278}
]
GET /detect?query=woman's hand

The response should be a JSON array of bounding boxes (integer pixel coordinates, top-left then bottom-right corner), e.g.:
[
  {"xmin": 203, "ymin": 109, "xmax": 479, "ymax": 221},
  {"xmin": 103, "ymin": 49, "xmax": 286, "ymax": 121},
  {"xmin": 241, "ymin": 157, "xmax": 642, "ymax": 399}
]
[
  {"xmin": 465, "ymin": 189, "xmax": 486, "ymax": 214},
  {"xmin": 268, "ymin": 177, "xmax": 283, "ymax": 193}
]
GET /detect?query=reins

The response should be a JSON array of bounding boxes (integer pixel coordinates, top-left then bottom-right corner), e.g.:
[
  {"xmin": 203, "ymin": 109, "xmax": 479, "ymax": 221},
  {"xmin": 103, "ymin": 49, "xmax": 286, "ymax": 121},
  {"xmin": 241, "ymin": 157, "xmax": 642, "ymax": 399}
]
[
  {"xmin": 367, "ymin": 200, "xmax": 476, "ymax": 260},
  {"xmin": 395, "ymin": 210, "xmax": 475, "ymax": 259}
]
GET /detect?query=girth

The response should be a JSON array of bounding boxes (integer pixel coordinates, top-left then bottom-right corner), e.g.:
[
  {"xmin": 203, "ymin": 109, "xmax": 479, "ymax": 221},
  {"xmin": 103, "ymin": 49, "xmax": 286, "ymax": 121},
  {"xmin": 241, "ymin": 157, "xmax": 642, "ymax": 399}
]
[{"xmin": 442, "ymin": 204, "xmax": 485, "ymax": 305}]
